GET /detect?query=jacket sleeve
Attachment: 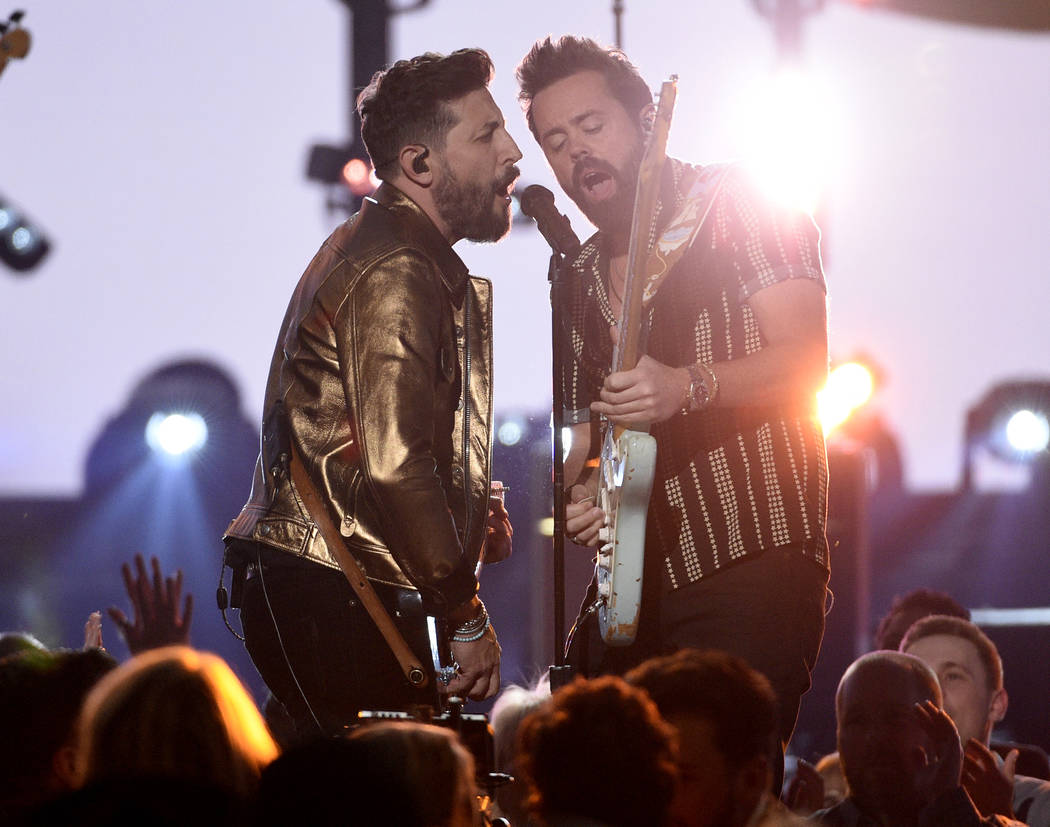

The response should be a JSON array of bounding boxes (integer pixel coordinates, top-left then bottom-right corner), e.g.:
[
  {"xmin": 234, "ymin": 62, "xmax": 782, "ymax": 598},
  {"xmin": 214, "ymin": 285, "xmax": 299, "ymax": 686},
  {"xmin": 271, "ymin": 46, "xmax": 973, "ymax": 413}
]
[{"xmin": 337, "ymin": 249, "xmax": 477, "ymax": 608}]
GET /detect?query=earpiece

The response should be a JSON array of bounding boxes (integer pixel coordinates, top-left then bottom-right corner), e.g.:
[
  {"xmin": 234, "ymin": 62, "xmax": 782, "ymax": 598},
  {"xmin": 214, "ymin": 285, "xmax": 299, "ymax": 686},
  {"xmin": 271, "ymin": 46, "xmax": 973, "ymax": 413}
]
[{"xmin": 412, "ymin": 147, "xmax": 430, "ymax": 175}]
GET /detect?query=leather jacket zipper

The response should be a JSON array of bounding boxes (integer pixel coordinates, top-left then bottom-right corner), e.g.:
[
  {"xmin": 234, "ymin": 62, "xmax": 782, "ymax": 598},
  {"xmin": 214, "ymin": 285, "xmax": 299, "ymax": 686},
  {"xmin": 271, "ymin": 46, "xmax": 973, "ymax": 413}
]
[{"xmin": 461, "ymin": 292, "xmax": 472, "ymax": 549}]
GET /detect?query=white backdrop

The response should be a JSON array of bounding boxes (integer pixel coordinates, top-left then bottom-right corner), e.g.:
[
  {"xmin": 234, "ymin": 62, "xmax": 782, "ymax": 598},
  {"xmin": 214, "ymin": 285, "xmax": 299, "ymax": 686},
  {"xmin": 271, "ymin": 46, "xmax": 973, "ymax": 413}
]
[{"xmin": 2, "ymin": 0, "xmax": 1048, "ymax": 495}]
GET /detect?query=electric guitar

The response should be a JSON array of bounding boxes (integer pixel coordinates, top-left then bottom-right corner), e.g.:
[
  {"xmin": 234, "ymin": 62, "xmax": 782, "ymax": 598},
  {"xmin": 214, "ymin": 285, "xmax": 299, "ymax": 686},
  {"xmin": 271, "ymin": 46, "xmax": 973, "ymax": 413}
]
[
  {"xmin": 0, "ymin": 11, "xmax": 30, "ymax": 80},
  {"xmin": 594, "ymin": 77, "xmax": 678, "ymax": 646}
]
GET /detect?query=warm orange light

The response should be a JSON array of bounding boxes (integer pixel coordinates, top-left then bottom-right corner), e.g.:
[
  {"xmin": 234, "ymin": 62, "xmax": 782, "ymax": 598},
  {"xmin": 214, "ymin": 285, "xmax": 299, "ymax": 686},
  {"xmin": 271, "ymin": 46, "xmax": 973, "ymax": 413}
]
[
  {"xmin": 342, "ymin": 158, "xmax": 375, "ymax": 196},
  {"xmin": 818, "ymin": 361, "xmax": 875, "ymax": 434}
]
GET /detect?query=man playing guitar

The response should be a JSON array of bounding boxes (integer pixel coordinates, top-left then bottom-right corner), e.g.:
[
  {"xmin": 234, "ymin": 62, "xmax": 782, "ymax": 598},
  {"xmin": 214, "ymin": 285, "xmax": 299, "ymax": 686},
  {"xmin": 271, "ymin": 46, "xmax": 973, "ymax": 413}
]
[
  {"xmin": 517, "ymin": 36, "xmax": 831, "ymax": 767},
  {"xmin": 224, "ymin": 48, "xmax": 519, "ymax": 735}
]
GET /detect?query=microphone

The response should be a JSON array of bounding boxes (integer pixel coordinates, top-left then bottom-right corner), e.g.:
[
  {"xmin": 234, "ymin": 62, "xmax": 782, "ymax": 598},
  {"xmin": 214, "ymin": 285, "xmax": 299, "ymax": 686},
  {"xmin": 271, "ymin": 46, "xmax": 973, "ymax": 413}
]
[{"xmin": 519, "ymin": 185, "xmax": 580, "ymax": 259}]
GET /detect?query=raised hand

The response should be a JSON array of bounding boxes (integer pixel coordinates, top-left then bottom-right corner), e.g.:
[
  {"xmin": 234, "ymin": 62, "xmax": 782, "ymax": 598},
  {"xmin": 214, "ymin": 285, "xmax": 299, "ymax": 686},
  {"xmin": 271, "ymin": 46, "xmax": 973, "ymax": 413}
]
[
  {"xmin": 962, "ymin": 738, "xmax": 1017, "ymax": 819},
  {"xmin": 913, "ymin": 700, "xmax": 964, "ymax": 801},
  {"xmin": 83, "ymin": 610, "xmax": 103, "ymax": 650},
  {"xmin": 107, "ymin": 554, "xmax": 193, "ymax": 654},
  {"xmin": 782, "ymin": 758, "xmax": 826, "ymax": 814}
]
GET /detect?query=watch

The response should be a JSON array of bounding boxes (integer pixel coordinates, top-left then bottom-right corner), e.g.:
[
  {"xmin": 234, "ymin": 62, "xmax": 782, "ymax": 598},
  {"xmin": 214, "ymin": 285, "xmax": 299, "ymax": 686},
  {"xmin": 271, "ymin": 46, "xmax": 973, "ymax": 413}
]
[{"xmin": 686, "ymin": 363, "xmax": 712, "ymax": 411}]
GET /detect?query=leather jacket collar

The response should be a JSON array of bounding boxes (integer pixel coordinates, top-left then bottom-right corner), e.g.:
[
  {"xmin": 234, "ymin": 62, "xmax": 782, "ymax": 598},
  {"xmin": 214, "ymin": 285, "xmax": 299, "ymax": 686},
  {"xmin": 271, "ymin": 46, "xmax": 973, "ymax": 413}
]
[{"xmin": 369, "ymin": 183, "xmax": 470, "ymax": 308}]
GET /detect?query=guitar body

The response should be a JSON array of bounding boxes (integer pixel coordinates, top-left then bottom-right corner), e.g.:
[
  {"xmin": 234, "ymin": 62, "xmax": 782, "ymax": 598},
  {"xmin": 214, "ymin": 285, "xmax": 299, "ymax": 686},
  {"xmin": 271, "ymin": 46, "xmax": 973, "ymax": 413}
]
[{"xmin": 596, "ymin": 427, "xmax": 657, "ymax": 645}]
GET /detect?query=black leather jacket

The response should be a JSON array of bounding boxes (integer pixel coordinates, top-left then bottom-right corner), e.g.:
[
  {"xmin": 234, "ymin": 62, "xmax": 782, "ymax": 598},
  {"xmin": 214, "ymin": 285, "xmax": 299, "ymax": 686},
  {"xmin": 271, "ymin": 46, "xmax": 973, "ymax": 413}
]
[{"xmin": 224, "ymin": 184, "xmax": 493, "ymax": 610}]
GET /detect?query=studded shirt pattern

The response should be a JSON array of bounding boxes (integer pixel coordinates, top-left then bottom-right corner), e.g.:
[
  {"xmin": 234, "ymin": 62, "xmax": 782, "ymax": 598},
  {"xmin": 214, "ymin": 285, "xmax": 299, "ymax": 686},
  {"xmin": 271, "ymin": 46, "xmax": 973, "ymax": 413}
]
[{"xmin": 559, "ymin": 160, "xmax": 829, "ymax": 591}]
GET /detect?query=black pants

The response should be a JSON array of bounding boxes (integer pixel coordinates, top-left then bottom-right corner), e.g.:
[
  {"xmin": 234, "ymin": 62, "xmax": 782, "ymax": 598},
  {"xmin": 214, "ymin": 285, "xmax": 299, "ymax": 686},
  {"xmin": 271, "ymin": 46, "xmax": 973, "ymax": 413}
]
[
  {"xmin": 240, "ymin": 556, "xmax": 437, "ymax": 736},
  {"xmin": 568, "ymin": 545, "xmax": 828, "ymax": 761}
]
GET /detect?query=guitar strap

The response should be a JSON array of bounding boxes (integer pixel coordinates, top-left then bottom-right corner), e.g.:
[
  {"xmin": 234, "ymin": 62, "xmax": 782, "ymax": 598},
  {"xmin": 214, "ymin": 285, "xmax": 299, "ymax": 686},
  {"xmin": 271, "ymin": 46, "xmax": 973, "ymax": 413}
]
[
  {"xmin": 287, "ymin": 440, "xmax": 429, "ymax": 689},
  {"xmin": 640, "ymin": 163, "xmax": 735, "ymax": 307}
]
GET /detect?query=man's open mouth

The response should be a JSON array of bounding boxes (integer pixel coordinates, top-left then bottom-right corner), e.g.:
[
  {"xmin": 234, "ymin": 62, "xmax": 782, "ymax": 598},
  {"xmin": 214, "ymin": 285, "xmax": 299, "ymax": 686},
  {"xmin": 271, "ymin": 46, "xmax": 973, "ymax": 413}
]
[{"xmin": 576, "ymin": 165, "xmax": 617, "ymax": 202}]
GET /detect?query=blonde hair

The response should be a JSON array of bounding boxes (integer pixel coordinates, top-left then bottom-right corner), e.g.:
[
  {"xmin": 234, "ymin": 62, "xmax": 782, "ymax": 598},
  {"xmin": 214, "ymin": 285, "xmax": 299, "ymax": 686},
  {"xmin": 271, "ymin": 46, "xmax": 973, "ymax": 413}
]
[{"xmin": 76, "ymin": 646, "xmax": 278, "ymax": 797}]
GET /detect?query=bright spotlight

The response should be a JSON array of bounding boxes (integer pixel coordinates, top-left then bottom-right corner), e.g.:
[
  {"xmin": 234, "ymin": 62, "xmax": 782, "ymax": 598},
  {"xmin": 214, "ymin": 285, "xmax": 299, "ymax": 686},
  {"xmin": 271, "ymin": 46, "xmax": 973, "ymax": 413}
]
[
  {"xmin": 498, "ymin": 420, "xmax": 524, "ymax": 446},
  {"xmin": 732, "ymin": 67, "xmax": 842, "ymax": 214},
  {"xmin": 1005, "ymin": 409, "xmax": 1050, "ymax": 454},
  {"xmin": 145, "ymin": 412, "xmax": 208, "ymax": 458},
  {"xmin": 963, "ymin": 380, "xmax": 1050, "ymax": 489},
  {"xmin": 818, "ymin": 361, "xmax": 875, "ymax": 434}
]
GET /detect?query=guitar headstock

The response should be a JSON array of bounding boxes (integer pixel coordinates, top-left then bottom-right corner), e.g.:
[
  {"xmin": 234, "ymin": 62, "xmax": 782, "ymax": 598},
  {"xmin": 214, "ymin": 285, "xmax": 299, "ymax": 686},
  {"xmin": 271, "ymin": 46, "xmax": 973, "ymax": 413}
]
[{"xmin": 0, "ymin": 10, "xmax": 31, "ymax": 80}]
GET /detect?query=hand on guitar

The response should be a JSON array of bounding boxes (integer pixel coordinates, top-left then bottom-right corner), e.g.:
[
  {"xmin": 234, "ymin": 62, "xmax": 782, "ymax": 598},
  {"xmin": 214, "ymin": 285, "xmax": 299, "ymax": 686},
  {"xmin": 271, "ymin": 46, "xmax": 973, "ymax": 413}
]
[
  {"xmin": 590, "ymin": 350, "xmax": 691, "ymax": 429},
  {"xmin": 446, "ymin": 623, "xmax": 501, "ymax": 701},
  {"xmin": 566, "ymin": 482, "xmax": 604, "ymax": 548}
]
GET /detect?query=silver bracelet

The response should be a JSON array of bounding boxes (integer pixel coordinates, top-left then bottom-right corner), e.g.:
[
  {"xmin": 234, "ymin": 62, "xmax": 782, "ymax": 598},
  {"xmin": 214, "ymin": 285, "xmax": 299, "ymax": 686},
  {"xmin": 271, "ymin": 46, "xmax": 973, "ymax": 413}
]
[
  {"xmin": 452, "ymin": 600, "xmax": 488, "ymax": 636},
  {"xmin": 451, "ymin": 614, "xmax": 490, "ymax": 643}
]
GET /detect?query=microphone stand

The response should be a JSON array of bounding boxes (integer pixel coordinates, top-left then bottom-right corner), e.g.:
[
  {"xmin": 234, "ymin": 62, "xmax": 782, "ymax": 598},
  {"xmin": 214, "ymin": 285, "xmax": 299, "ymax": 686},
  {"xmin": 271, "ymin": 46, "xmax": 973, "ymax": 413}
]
[{"xmin": 547, "ymin": 248, "xmax": 575, "ymax": 692}]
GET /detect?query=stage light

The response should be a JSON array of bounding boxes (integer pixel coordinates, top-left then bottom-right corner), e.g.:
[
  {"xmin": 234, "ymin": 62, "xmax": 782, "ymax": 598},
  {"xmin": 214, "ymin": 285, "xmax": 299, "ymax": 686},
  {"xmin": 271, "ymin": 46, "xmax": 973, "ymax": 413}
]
[
  {"xmin": 1005, "ymin": 410, "xmax": 1050, "ymax": 454},
  {"xmin": 0, "ymin": 194, "xmax": 51, "ymax": 273},
  {"xmin": 342, "ymin": 157, "xmax": 379, "ymax": 197},
  {"xmin": 145, "ymin": 412, "xmax": 208, "ymax": 458},
  {"xmin": 498, "ymin": 419, "xmax": 524, "ymax": 447},
  {"xmin": 818, "ymin": 361, "xmax": 875, "ymax": 434},
  {"xmin": 962, "ymin": 379, "xmax": 1050, "ymax": 489},
  {"xmin": 731, "ymin": 67, "xmax": 842, "ymax": 215}
]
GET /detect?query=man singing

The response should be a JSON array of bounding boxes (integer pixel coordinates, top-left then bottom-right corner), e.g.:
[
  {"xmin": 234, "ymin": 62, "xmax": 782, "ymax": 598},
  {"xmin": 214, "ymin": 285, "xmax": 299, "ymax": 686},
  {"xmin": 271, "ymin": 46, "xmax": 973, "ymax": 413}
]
[
  {"xmin": 224, "ymin": 48, "xmax": 520, "ymax": 734},
  {"xmin": 517, "ymin": 36, "xmax": 829, "ymax": 753}
]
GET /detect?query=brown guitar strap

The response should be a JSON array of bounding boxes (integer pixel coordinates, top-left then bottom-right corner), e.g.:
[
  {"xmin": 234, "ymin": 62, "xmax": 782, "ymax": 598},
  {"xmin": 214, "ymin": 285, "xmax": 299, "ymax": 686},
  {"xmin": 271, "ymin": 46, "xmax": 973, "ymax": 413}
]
[{"xmin": 288, "ymin": 441, "xmax": 428, "ymax": 689}]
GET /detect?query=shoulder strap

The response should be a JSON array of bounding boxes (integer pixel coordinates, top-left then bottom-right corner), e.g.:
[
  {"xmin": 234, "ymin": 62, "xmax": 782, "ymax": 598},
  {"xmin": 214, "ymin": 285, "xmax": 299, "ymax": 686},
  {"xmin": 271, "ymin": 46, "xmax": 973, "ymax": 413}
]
[
  {"xmin": 640, "ymin": 163, "xmax": 735, "ymax": 306},
  {"xmin": 288, "ymin": 441, "xmax": 429, "ymax": 689}
]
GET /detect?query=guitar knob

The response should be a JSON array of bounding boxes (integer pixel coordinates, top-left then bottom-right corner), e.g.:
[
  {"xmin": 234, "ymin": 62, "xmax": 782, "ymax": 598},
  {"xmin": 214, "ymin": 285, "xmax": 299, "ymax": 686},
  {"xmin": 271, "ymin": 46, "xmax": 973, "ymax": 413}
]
[
  {"xmin": 597, "ymin": 580, "xmax": 610, "ymax": 599},
  {"xmin": 597, "ymin": 526, "xmax": 611, "ymax": 543}
]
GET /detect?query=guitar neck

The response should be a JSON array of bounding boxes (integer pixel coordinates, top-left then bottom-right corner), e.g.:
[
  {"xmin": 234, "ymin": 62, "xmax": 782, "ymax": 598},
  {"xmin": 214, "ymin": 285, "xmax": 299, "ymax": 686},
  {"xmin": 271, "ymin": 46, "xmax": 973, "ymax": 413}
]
[{"xmin": 612, "ymin": 77, "xmax": 677, "ymax": 375}]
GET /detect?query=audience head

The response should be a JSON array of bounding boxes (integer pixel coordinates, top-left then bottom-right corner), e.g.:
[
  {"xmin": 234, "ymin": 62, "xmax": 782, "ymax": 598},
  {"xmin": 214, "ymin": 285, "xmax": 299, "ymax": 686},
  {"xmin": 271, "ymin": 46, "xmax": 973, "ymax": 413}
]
[
  {"xmin": 627, "ymin": 649, "xmax": 778, "ymax": 827},
  {"xmin": 835, "ymin": 651, "xmax": 946, "ymax": 818},
  {"xmin": 900, "ymin": 614, "xmax": 1006, "ymax": 746},
  {"xmin": 75, "ymin": 646, "xmax": 278, "ymax": 799},
  {"xmin": 490, "ymin": 674, "xmax": 551, "ymax": 824},
  {"xmin": 0, "ymin": 631, "xmax": 47, "ymax": 659},
  {"xmin": 518, "ymin": 675, "xmax": 677, "ymax": 827},
  {"xmin": 873, "ymin": 588, "xmax": 969, "ymax": 651},
  {"xmin": 351, "ymin": 721, "xmax": 477, "ymax": 827},
  {"xmin": 0, "ymin": 648, "xmax": 116, "ymax": 819},
  {"xmin": 257, "ymin": 722, "xmax": 476, "ymax": 827}
]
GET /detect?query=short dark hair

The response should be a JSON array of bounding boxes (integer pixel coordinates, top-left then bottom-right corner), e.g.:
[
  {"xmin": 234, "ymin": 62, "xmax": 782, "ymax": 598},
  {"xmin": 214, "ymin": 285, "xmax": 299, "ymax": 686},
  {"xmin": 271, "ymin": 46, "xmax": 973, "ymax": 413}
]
[
  {"xmin": 518, "ymin": 676, "xmax": 676, "ymax": 827},
  {"xmin": 627, "ymin": 649, "xmax": 778, "ymax": 768},
  {"xmin": 357, "ymin": 48, "xmax": 494, "ymax": 180},
  {"xmin": 516, "ymin": 36, "xmax": 653, "ymax": 140},
  {"xmin": 874, "ymin": 588, "xmax": 970, "ymax": 651},
  {"xmin": 900, "ymin": 615, "xmax": 1003, "ymax": 692}
]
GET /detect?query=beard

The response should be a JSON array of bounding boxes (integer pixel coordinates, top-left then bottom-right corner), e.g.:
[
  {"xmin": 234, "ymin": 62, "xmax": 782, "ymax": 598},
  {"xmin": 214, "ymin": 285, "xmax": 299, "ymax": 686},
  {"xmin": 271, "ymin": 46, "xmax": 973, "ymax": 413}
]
[
  {"xmin": 433, "ymin": 161, "xmax": 519, "ymax": 243},
  {"xmin": 564, "ymin": 142, "xmax": 643, "ymax": 236}
]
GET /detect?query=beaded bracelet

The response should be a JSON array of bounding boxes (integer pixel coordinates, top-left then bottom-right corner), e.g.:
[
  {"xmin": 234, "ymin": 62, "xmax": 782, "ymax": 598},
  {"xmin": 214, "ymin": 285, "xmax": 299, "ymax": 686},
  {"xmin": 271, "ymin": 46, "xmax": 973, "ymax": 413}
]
[{"xmin": 450, "ymin": 613, "xmax": 491, "ymax": 643}]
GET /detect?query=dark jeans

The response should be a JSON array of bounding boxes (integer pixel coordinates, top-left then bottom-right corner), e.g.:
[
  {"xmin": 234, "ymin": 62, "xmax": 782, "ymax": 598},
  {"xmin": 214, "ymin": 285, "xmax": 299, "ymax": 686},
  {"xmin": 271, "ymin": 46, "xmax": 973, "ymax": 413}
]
[
  {"xmin": 568, "ymin": 545, "xmax": 828, "ymax": 749},
  {"xmin": 240, "ymin": 554, "xmax": 438, "ymax": 736}
]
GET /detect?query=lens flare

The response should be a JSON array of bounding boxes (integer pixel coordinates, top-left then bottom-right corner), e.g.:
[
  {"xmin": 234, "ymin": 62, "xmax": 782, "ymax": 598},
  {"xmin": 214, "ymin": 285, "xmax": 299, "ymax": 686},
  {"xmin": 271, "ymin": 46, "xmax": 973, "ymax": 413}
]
[{"xmin": 145, "ymin": 412, "xmax": 208, "ymax": 457}]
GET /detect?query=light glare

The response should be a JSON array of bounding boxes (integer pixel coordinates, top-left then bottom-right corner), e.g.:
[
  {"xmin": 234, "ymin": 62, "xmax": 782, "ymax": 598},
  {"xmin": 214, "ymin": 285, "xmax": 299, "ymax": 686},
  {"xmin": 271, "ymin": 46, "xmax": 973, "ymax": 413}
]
[
  {"xmin": 145, "ymin": 412, "xmax": 208, "ymax": 457},
  {"xmin": 11, "ymin": 227, "xmax": 33, "ymax": 251},
  {"xmin": 732, "ymin": 68, "xmax": 842, "ymax": 214},
  {"xmin": 1005, "ymin": 409, "xmax": 1049, "ymax": 453},
  {"xmin": 818, "ymin": 361, "xmax": 875, "ymax": 434},
  {"xmin": 498, "ymin": 420, "xmax": 524, "ymax": 446}
]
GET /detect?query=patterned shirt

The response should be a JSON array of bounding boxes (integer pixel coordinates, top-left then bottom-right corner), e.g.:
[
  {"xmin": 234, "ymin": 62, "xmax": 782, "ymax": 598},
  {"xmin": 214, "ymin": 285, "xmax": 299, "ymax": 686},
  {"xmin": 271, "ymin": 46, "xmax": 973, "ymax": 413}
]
[{"xmin": 559, "ymin": 159, "xmax": 829, "ymax": 592}]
